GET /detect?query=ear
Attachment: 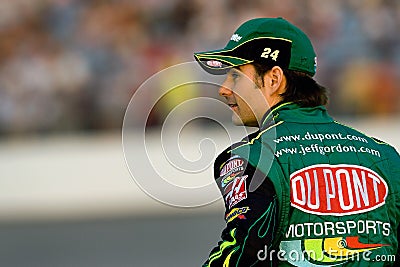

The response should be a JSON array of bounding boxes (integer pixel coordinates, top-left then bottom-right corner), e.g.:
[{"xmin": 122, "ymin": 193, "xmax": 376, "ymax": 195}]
[{"xmin": 263, "ymin": 66, "xmax": 285, "ymax": 95}]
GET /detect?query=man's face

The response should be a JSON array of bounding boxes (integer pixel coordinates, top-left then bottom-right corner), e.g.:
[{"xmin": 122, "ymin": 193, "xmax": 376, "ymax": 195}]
[{"xmin": 219, "ymin": 64, "xmax": 269, "ymax": 127}]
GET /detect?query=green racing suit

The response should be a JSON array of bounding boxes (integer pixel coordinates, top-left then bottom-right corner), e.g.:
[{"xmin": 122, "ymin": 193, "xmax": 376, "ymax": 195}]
[{"xmin": 202, "ymin": 102, "xmax": 400, "ymax": 267}]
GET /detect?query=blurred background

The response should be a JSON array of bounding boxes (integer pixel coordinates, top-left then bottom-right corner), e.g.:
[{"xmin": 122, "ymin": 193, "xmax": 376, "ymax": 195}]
[{"xmin": 0, "ymin": 0, "xmax": 399, "ymax": 266}]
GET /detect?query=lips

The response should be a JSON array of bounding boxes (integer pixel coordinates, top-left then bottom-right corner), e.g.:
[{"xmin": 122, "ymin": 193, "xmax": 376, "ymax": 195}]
[{"xmin": 228, "ymin": 103, "xmax": 238, "ymax": 108}]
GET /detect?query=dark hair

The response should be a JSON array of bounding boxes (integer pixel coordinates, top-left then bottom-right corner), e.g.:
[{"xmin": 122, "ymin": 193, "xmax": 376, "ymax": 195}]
[{"xmin": 252, "ymin": 63, "xmax": 328, "ymax": 107}]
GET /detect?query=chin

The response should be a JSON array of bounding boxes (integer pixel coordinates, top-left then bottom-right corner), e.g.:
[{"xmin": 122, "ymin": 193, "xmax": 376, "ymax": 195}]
[
  {"xmin": 232, "ymin": 114, "xmax": 259, "ymax": 127},
  {"xmin": 232, "ymin": 120, "xmax": 244, "ymax": 126},
  {"xmin": 231, "ymin": 114, "xmax": 244, "ymax": 126}
]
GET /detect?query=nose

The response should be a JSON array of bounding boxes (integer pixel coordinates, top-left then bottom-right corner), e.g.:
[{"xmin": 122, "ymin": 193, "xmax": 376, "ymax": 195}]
[{"xmin": 218, "ymin": 80, "xmax": 233, "ymax": 97}]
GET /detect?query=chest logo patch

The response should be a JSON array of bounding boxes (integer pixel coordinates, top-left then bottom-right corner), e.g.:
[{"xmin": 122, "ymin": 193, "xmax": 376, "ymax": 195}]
[{"xmin": 290, "ymin": 164, "xmax": 388, "ymax": 216}]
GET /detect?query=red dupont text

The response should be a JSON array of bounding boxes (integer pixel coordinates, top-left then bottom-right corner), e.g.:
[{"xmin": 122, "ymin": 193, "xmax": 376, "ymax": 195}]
[{"xmin": 290, "ymin": 164, "xmax": 388, "ymax": 216}]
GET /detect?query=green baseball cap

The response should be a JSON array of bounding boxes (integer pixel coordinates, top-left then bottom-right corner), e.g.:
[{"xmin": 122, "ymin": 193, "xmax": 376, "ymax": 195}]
[{"xmin": 194, "ymin": 17, "xmax": 317, "ymax": 76}]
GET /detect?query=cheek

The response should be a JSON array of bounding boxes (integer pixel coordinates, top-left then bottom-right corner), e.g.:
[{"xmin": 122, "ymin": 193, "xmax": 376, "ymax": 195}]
[
  {"xmin": 237, "ymin": 95, "xmax": 253, "ymax": 112},
  {"xmin": 237, "ymin": 101, "xmax": 255, "ymax": 121}
]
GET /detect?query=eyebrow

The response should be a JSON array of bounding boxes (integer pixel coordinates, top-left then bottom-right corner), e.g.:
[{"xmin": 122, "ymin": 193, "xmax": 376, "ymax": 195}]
[{"xmin": 229, "ymin": 67, "xmax": 241, "ymax": 74}]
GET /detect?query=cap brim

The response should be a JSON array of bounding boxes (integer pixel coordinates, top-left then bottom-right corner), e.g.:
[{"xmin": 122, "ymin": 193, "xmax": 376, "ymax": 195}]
[{"xmin": 194, "ymin": 49, "xmax": 253, "ymax": 75}]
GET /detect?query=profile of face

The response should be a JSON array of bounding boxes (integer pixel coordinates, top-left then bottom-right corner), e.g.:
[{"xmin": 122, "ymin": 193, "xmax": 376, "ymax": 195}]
[{"xmin": 218, "ymin": 64, "xmax": 271, "ymax": 127}]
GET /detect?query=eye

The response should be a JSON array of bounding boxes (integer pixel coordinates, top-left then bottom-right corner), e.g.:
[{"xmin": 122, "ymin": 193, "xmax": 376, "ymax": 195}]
[{"xmin": 230, "ymin": 70, "xmax": 240, "ymax": 81}]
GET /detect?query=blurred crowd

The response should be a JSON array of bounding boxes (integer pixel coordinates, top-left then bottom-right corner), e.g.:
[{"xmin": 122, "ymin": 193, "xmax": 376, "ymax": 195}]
[{"xmin": 0, "ymin": 0, "xmax": 399, "ymax": 134}]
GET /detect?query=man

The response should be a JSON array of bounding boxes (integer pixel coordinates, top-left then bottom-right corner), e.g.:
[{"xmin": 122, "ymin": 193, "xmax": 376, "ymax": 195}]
[{"xmin": 194, "ymin": 17, "xmax": 400, "ymax": 266}]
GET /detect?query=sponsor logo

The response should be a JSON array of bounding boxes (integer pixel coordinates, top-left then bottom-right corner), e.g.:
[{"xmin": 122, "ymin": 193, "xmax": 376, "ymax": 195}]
[
  {"xmin": 285, "ymin": 220, "xmax": 391, "ymax": 239},
  {"xmin": 206, "ymin": 60, "xmax": 223, "ymax": 68},
  {"xmin": 222, "ymin": 173, "xmax": 245, "ymax": 195},
  {"xmin": 220, "ymin": 158, "xmax": 244, "ymax": 177},
  {"xmin": 290, "ymin": 164, "xmax": 388, "ymax": 216},
  {"xmin": 225, "ymin": 175, "xmax": 248, "ymax": 209},
  {"xmin": 221, "ymin": 172, "xmax": 241, "ymax": 187},
  {"xmin": 230, "ymin": 33, "xmax": 242, "ymax": 42},
  {"xmin": 225, "ymin": 207, "xmax": 250, "ymax": 222},
  {"xmin": 279, "ymin": 236, "xmax": 388, "ymax": 266}
]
